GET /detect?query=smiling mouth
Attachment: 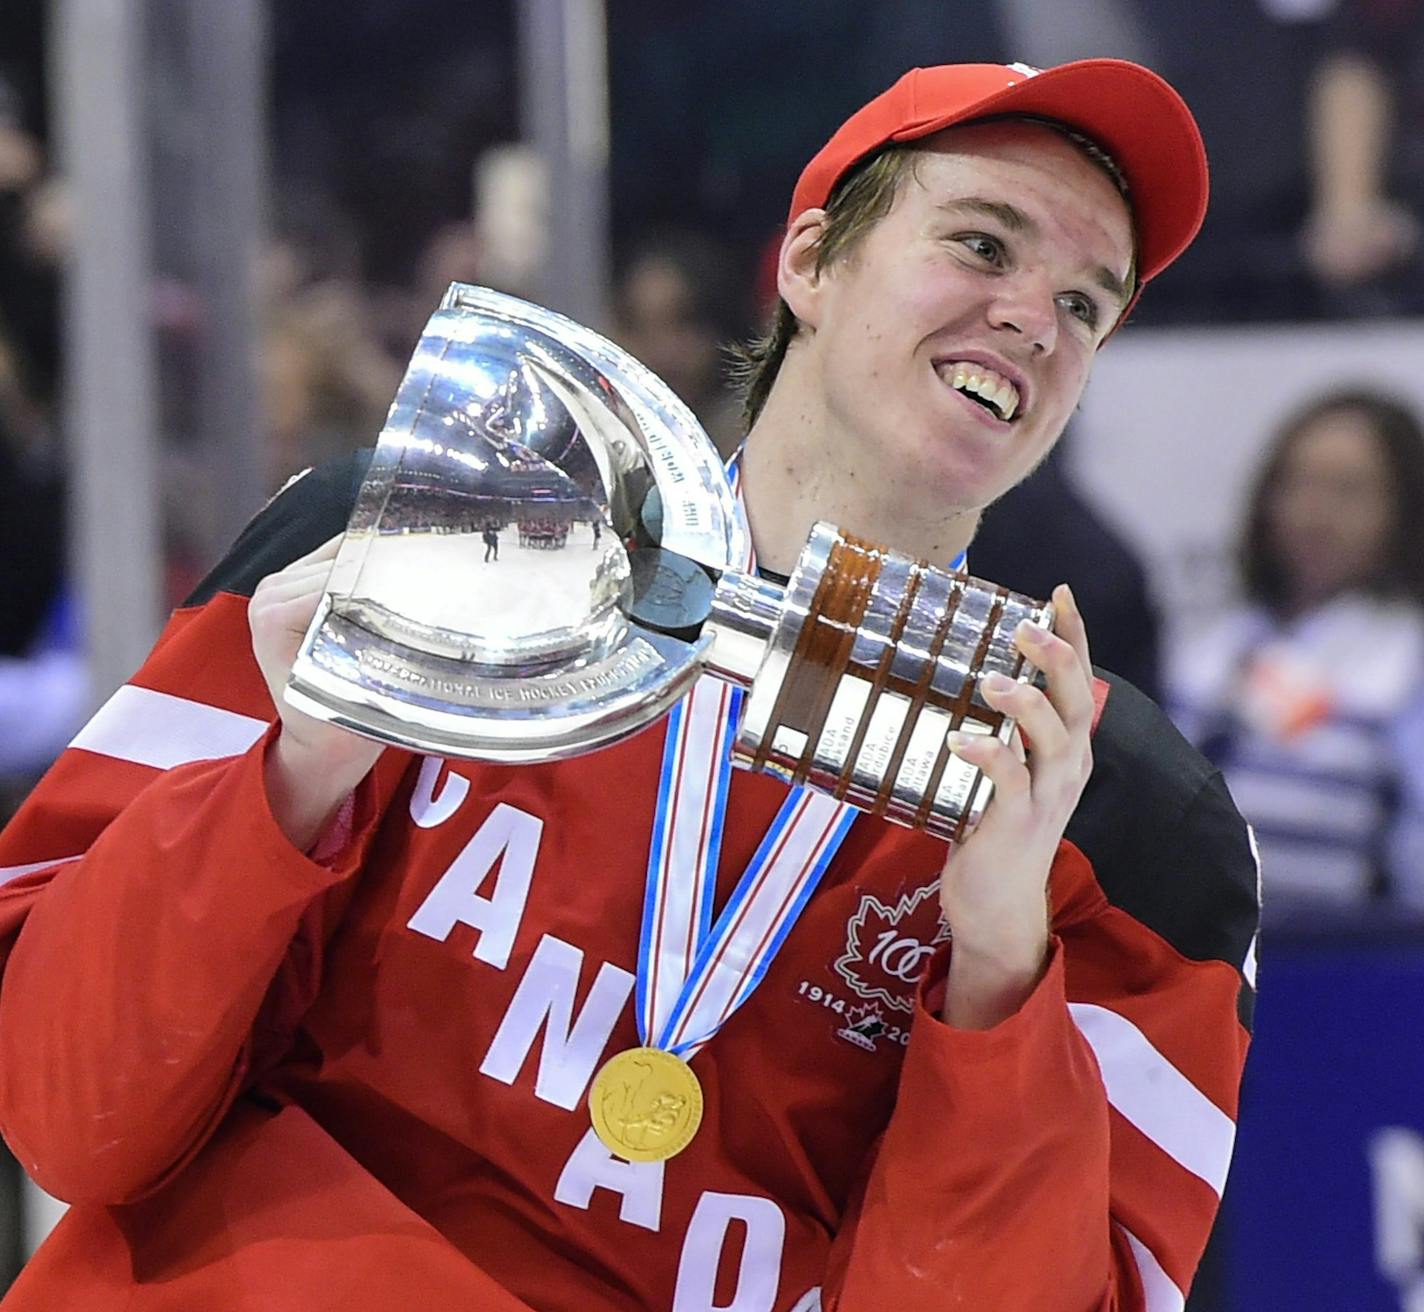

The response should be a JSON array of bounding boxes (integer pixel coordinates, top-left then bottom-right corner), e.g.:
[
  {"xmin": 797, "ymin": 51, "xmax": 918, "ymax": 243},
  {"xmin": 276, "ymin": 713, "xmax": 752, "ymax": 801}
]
[{"xmin": 935, "ymin": 362, "xmax": 1022, "ymax": 423}]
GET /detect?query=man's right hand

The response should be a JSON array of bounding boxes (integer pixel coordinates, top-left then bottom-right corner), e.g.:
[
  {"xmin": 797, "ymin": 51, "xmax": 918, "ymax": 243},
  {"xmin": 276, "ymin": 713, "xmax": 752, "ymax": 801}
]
[{"xmin": 248, "ymin": 535, "xmax": 386, "ymax": 851}]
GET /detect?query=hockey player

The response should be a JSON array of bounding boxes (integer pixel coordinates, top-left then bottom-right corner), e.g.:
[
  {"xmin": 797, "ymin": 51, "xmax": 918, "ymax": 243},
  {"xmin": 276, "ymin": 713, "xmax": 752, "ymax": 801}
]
[{"xmin": 0, "ymin": 60, "xmax": 1258, "ymax": 1310}]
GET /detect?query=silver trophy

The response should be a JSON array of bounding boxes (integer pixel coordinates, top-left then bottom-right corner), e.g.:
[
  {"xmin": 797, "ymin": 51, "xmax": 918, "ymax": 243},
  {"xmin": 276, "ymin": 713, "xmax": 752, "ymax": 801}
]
[{"xmin": 288, "ymin": 285, "xmax": 1053, "ymax": 842}]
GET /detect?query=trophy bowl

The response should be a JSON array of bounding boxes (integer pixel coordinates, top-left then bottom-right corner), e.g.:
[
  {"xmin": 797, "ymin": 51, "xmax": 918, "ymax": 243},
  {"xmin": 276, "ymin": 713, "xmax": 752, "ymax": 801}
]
[{"xmin": 286, "ymin": 283, "xmax": 746, "ymax": 763}]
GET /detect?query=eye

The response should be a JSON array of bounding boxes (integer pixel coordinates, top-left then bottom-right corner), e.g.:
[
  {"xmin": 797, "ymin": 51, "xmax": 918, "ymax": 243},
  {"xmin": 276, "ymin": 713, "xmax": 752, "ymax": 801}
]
[
  {"xmin": 1056, "ymin": 291, "xmax": 1100, "ymax": 328},
  {"xmin": 955, "ymin": 233, "xmax": 1005, "ymax": 265}
]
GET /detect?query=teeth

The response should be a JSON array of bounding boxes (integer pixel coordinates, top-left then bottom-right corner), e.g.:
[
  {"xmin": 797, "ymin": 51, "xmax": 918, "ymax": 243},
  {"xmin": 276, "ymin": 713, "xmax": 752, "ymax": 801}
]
[{"xmin": 943, "ymin": 362, "xmax": 1020, "ymax": 422}]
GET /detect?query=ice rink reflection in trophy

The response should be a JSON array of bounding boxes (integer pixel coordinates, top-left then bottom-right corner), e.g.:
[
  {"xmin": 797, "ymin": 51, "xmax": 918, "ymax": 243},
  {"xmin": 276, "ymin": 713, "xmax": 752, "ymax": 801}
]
[{"xmin": 345, "ymin": 329, "xmax": 637, "ymax": 664}]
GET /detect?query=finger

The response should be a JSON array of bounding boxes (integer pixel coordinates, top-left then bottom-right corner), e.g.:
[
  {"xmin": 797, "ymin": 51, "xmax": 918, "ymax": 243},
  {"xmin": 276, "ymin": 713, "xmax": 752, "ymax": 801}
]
[
  {"xmin": 249, "ymin": 536, "xmax": 344, "ymax": 594},
  {"xmin": 979, "ymin": 671, "xmax": 1069, "ymax": 761},
  {"xmin": 249, "ymin": 578, "xmax": 331, "ymax": 634},
  {"xmin": 1015, "ymin": 619, "xmax": 1095, "ymax": 735},
  {"xmin": 1050, "ymin": 584, "xmax": 1092, "ymax": 678},
  {"xmin": 262, "ymin": 591, "xmax": 328, "ymax": 630},
  {"xmin": 980, "ymin": 672, "xmax": 1092, "ymax": 810},
  {"xmin": 252, "ymin": 567, "xmax": 331, "ymax": 606},
  {"xmin": 251, "ymin": 556, "xmax": 346, "ymax": 607},
  {"xmin": 287, "ymin": 533, "xmax": 344, "ymax": 571},
  {"xmin": 946, "ymin": 730, "xmax": 1031, "ymax": 807}
]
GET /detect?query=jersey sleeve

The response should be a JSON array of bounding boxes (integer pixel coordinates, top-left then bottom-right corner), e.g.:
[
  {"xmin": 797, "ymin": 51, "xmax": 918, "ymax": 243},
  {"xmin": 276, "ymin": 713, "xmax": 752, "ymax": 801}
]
[
  {"xmin": 823, "ymin": 675, "xmax": 1260, "ymax": 1312},
  {"xmin": 0, "ymin": 450, "xmax": 412, "ymax": 1205}
]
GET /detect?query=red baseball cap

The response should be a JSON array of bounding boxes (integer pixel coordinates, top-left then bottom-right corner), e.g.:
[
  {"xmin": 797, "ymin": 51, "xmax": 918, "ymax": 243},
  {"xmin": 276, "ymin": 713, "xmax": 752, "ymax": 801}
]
[{"xmin": 789, "ymin": 59, "xmax": 1208, "ymax": 294}]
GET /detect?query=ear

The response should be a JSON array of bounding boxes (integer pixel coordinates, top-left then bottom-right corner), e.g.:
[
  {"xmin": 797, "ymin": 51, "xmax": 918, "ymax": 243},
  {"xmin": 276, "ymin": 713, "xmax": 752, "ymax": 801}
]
[{"xmin": 777, "ymin": 209, "xmax": 830, "ymax": 330}]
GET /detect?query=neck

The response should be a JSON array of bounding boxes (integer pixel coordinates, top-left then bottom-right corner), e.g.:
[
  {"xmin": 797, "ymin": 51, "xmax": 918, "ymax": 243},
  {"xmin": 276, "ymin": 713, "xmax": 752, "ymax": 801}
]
[
  {"xmin": 738, "ymin": 383, "xmax": 979, "ymax": 576},
  {"xmin": 1280, "ymin": 580, "xmax": 1357, "ymax": 620}
]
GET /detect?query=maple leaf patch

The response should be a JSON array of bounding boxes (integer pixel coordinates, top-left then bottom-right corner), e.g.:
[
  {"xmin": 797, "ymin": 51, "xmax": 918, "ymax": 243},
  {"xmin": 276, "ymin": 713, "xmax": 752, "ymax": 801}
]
[{"xmin": 832, "ymin": 883, "xmax": 951, "ymax": 1013}]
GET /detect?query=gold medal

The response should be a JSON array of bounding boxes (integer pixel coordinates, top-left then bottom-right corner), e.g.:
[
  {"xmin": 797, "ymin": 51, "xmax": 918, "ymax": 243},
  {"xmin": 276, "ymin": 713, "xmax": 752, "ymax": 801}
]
[{"xmin": 588, "ymin": 1046, "xmax": 703, "ymax": 1163}]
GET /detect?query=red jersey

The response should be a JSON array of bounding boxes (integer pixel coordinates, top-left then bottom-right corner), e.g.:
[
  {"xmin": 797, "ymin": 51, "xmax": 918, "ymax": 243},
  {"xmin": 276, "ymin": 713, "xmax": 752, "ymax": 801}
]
[{"xmin": 0, "ymin": 455, "xmax": 1258, "ymax": 1310}]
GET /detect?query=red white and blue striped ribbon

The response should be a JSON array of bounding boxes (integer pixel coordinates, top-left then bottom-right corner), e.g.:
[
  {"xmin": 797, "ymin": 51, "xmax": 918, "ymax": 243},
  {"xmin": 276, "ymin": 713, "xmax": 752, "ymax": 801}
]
[{"xmin": 636, "ymin": 454, "xmax": 859, "ymax": 1061}]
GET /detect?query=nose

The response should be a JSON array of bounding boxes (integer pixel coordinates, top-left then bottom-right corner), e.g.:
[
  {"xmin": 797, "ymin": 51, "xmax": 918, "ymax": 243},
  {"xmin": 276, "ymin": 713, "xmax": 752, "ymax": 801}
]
[{"xmin": 986, "ymin": 272, "xmax": 1057, "ymax": 354}]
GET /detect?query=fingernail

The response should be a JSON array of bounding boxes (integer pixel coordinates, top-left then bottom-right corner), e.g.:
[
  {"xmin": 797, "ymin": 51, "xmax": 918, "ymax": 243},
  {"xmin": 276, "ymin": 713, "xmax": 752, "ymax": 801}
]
[
  {"xmin": 1018, "ymin": 620, "xmax": 1048, "ymax": 646},
  {"xmin": 982, "ymin": 671, "xmax": 1015, "ymax": 694},
  {"xmin": 945, "ymin": 730, "xmax": 972, "ymax": 753}
]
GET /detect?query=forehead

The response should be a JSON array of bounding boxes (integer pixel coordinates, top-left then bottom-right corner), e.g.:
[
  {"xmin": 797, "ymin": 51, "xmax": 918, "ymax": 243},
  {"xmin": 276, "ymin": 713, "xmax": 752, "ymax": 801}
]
[
  {"xmin": 899, "ymin": 120, "xmax": 1135, "ymax": 257},
  {"xmin": 1290, "ymin": 409, "xmax": 1388, "ymax": 463}
]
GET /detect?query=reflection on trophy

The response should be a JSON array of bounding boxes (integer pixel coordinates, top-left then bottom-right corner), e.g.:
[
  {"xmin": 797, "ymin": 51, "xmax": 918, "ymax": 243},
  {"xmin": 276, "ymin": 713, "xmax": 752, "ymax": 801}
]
[{"xmin": 287, "ymin": 284, "xmax": 1054, "ymax": 842}]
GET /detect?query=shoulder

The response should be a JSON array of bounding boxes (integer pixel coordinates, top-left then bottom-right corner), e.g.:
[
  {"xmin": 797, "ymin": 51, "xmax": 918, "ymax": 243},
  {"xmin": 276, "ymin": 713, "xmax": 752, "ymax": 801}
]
[
  {"xmin": 1334, "ymin": 594, "xmax": 1424, "ymax": 662},
  {"xmin": 183, "ymin": 450, "xmax": 375, "ymax": 605},
  {"xmin": 1068, "ymin": 671, "xmax": 1260, "ymax": 1018},
  {"xmin": 1298, "ymin": 595, "xmax": 1424, "ymax": 710},
  {"xmin": 1163, "ymin": 604, "xmax": 1268, "ymax": 704}
]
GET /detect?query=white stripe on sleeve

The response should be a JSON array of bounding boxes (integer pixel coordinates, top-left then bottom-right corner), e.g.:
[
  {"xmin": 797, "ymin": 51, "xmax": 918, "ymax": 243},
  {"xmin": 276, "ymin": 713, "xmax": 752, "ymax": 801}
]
[
  {"xmin": 69, "ymin": 685, "xmax": 267, "ymax": 770},
  {"xmin": 0, "ymin": 855, "xmax": 83, "ymax": 887},
  {"xmin": 1120, "ymin": 1226, "xmax": 1185, "ymax": 1312},
  {"xmin": 1069, "ymin": 1002, "xmax": 1236, "ymax": 1197}
]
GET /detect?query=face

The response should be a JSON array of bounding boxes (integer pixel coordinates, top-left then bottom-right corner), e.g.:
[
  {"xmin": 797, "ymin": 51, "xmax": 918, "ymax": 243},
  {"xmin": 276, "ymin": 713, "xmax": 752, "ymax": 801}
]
[
  {"xmin": 617, "ymin": 256, "xmax": 719, "ymax": 404},
  {"xmin": 782, "ymin": 121, "xmax": 1135, "ymax": 520},
  {"xmin": 1264, "ymin": 409, "xmax": 1395, "ymax": 608}
]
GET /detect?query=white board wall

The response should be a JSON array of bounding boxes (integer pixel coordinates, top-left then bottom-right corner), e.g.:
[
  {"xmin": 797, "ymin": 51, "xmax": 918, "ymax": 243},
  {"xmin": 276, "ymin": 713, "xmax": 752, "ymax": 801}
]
[{"xmin": 1070, "ymin": 319, "xmax": 1424, "ymax": 648}]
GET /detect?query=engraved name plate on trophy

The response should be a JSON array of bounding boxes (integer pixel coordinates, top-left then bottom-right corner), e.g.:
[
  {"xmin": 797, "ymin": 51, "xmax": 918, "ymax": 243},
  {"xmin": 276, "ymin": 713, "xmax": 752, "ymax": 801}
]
[{"xmin": 288, "ymin": 284, "xmax": 1053, "ymax": 841}]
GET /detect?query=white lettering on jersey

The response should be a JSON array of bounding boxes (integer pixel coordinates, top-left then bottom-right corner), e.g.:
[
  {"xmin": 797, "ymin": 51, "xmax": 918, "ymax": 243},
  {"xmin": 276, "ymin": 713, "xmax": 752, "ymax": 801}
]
[
  {"xmin": 673, "ymin": 1191, "xmax": 787, "ymax": 1312},
  {"xmin": 480, "ymin": 933, "xmax": 635, "ymax": 1109},
  {"xmin": 554, "ymin": 1128, "xmax": 665, "ymax": 1233},
  {"xmin": 406, "ymin": 803, "xmax": 540, "ymax": 969},
  {"xmin": 409, "ymin": 756, "xmax": 470, "ymax": 828}
]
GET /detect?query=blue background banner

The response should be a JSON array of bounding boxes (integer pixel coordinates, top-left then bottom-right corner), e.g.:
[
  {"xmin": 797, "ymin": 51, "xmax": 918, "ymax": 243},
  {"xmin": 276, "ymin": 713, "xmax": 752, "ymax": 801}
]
[{"xmin": 1223, "ymin": 926, "xmax": 1424, "ymax": 1310}]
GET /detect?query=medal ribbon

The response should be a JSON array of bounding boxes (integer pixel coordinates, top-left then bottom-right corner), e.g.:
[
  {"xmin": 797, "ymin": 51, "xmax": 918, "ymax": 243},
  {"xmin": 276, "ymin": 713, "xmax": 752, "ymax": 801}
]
[{"xmin": 637, "ymin": 455, "xmax": 858, "ymax": 1062}]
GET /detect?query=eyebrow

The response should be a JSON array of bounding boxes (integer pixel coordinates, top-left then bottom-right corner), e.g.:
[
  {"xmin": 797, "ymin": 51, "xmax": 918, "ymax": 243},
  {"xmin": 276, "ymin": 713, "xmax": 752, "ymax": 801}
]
[
  {"xmin": 941, "ymin": 197, "xmax": 1032, "ymax": 233},
  {"xmin": 1093, "ymin": 266, "xmax": 1131, "ymax": 309},
  {"xmin": 938, "ymin": 196, "xmax": 1133, "ymax": 308}
]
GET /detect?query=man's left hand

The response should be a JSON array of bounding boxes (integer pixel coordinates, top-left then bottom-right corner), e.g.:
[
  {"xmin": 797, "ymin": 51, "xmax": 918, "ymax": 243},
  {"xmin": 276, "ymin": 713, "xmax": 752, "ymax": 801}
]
[{"xmin": 937, "ymin": 583, "xmax": 1095, "ymax": 1029}]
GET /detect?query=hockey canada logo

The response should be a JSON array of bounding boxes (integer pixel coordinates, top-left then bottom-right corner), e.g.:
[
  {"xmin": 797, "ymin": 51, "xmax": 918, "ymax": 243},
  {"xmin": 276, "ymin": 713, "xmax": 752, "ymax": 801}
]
[
  {"xmin": 836, "ymin": 1003, "xmax": 888, "ymax": 1052},
  {"xmin": 833, "ymin": 884, "xmax": 951, "ymax": 1014}
]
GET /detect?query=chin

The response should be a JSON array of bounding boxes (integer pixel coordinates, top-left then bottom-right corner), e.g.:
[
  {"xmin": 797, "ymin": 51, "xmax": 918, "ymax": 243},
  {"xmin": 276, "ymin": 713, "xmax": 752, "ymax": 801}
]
[{"xmin": 907, "ymin": 448, "xmax": 1013, "ymax": 516}]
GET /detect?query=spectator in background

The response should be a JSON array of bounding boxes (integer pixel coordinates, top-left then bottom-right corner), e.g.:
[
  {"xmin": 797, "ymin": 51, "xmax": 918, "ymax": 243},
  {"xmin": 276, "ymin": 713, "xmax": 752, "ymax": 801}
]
[
  {"xmin": 0, "ymin": 77, "xmax": 81, "ymax": 795},
  {"xmin": 379, "ymin": 144, "xmax": 546, "ymax": 368},
  {"xmin": 261, "ymin": 283, "xmax": 402, "ymax": 487},
  {"xmin": 0, "ymin": 325, "xmax": 85, "ymax": 796},
  {"xmin": 470, "ymin": 144, "xmax": 547, "ymax": 303},
  {"xmin": 1300, "ymin": 0, "xmax": 1424, "ymax": 296},
  {"xmin": 613, "ymin": 230, "xmax": 748, "ymax": 458},
  {"xmin": 1126, "ymin": 0, "xmax": 1424, "ymax": 321},
  {"xmin": 608, "ymin": 2, "xmax": 1009, "ymax": 258},
  {"xmin": 1168, "ymin": 388, "xmax": 1424, "ymax": 917},
  {"xmin": 0, "ymin": 73, "xmax": 57, "ymax": 404},
  {"xmin": 258, "ymin": 191, "xmax": 403, "ymax": 487}
]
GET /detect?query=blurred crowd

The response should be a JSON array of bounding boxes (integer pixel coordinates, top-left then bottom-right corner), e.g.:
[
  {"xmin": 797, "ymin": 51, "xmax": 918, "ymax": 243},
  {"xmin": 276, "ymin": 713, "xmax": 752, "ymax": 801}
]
[{"xmin": 5, "ymin": 0, "xmax": 1424, "ymax": 916}]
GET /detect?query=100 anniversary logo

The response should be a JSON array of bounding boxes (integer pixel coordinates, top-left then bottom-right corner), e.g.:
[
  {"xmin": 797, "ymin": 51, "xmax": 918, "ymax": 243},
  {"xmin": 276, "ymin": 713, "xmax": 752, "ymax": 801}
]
[{"xmin": 832, "ymin": 882, "xmax": 952, "ymax": 1014}]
